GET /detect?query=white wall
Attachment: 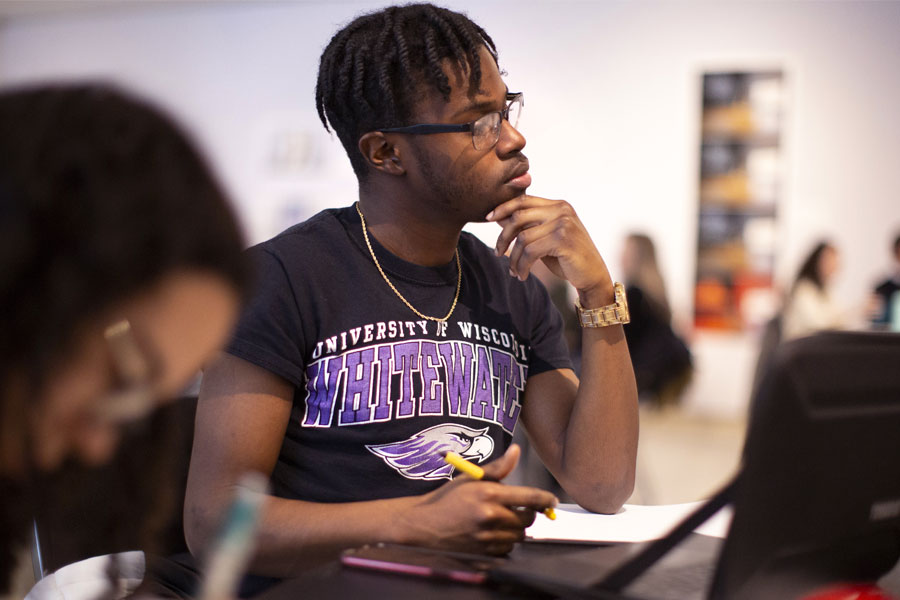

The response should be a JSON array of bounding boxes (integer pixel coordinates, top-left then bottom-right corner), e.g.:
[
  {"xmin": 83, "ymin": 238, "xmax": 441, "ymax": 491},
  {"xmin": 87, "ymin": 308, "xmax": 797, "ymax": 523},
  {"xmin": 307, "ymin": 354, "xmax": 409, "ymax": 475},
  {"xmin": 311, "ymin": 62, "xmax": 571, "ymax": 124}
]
[{"xmin": 2, "ymin": 0, "xmax": 898, "ymax": 416}]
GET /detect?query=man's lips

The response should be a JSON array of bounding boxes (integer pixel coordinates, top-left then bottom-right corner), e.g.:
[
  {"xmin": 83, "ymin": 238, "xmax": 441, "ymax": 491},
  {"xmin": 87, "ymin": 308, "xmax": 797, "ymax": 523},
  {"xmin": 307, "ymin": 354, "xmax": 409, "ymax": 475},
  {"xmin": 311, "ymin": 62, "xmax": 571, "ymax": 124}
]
[{"xmin": 505, "ymin": 161, "xmax": 531, "ymax": 188}]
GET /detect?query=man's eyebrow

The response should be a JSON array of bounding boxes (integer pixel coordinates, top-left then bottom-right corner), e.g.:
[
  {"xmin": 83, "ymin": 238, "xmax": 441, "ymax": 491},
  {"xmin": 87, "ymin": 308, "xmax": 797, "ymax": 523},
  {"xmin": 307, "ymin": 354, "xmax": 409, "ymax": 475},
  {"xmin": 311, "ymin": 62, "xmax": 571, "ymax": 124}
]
[
  {"xmin": 451, "ymin": 88, "xmax": 510, "ymax": 119},
  {"xmin": 451, "ymin": 100, "xmax": 498, "ymax": 119}
]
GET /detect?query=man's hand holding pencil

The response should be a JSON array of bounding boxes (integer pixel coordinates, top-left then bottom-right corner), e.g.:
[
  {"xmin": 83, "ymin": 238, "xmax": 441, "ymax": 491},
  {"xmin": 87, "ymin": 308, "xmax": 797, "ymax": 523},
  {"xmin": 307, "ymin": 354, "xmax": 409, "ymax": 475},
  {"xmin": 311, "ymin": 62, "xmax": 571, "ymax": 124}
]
[
  {"xmin": 390, "ymin": 444, "xmax": 558, "ymax": 556},
  {"xmin": 443, "ymin": 450, "xmax": 557, "ymax": 521}
]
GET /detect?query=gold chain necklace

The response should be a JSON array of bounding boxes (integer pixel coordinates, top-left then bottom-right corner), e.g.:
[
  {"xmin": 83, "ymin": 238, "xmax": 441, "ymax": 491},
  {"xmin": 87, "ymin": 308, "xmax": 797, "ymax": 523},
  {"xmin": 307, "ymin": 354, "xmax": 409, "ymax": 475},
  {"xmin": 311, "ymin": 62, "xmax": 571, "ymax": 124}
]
[{"xmin": 355, "ymin": 202, "xmax": 461, "ymax": 323}]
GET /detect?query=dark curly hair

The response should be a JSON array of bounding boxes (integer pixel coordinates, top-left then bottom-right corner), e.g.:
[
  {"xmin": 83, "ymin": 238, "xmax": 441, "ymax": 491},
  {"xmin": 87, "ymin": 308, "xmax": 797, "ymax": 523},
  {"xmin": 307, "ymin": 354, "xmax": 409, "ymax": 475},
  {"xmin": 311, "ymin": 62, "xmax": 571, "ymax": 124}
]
[
  {"xmin": 0, "ymin": 83, "xmax": 249, "ymax": 592},
  {"xmin": 793, "ymin": 241, "xmax": 834, "ymax": 293},
  {"xmin": 315, "ymin": 2, "xmax": 498, "ymax": 178},
  {"xmin": 0, "ymin": 84, "xmax": 249, "ymax": 401}
]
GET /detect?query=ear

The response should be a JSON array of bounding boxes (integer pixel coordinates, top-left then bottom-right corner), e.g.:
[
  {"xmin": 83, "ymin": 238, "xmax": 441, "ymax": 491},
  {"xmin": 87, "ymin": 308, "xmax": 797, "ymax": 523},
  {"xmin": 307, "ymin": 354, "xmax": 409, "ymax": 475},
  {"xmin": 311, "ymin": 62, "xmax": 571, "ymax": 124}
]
[{"xmin": 358, "ymin": 132, "xmax": 405, "ymax": 176}]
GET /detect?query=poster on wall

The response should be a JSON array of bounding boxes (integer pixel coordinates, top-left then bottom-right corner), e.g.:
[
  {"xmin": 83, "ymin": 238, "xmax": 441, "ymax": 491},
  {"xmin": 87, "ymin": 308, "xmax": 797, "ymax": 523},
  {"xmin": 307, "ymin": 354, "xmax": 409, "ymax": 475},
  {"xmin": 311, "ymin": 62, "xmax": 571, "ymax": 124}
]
[{"xmin": 694, "ymin": 70, "xmax": 785, "ymax": 331}]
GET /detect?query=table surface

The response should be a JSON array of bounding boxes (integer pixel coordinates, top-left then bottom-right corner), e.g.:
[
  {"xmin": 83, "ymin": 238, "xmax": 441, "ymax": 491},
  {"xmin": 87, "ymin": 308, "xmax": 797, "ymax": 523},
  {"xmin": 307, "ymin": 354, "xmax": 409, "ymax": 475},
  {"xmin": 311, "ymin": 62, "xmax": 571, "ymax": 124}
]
[
  {"xmin": 255, "ymin": 541, "xmax": 615, "ymax": 600},
  {"xmin": 254, "ymin": 535, "xmax": 900, "ymax": 600}
]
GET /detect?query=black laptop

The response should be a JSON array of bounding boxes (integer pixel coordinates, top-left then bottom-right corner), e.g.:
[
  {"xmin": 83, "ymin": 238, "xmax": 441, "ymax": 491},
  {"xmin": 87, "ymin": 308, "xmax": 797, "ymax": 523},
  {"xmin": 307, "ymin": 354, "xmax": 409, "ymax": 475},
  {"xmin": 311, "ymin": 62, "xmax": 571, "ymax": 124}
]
[{"xmin": 488, "ymin": 331, "xmax": 900, "ymax": 599}]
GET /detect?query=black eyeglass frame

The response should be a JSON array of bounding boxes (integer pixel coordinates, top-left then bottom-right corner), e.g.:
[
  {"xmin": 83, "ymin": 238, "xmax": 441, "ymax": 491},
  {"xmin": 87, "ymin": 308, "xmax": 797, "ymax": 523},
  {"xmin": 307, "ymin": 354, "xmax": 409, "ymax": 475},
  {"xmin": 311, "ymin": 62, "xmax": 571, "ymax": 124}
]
[{"xmin": 379, "ymin": 92, "xmax": 524, "ymax": 149}]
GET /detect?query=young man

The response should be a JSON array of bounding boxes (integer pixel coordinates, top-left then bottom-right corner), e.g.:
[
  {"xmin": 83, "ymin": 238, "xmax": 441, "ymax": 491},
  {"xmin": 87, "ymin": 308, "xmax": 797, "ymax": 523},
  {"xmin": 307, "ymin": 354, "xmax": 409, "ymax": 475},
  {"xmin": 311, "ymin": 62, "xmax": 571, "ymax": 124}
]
[{"xmin": 184, "ymin": 2, "xmax": 638, "ymax": 579}]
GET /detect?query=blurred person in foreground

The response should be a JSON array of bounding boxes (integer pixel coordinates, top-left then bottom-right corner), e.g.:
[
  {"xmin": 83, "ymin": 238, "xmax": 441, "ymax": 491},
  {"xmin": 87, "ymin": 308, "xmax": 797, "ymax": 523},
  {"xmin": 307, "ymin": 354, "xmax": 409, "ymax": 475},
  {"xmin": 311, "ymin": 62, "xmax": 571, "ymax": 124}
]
[
  {"xmin": 620, "ymin": 233, "xmax": 692, "ymax": 408},
  {"xmin": 871, "ymin": 233, "xmax": 900, "ymax": 330},
  {"xmin": 0, "ymin": 84, "xmax": 248, "ymax": 597},
  {"xmin": 782, "ymin": 241, "xmax": 844, "ymax": 341},
  {"xmin": 180, "ymin": 3, "xmax": 637, "ymax": 593}
]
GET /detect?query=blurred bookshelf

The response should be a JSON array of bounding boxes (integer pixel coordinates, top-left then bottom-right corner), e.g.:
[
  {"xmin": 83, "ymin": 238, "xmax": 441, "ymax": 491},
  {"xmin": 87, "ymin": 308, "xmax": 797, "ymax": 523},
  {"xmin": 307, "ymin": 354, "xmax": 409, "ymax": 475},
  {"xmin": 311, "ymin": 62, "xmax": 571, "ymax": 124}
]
[{"xmin": 694, "ymin": 70, "xmax": 785, "ymax": 331}]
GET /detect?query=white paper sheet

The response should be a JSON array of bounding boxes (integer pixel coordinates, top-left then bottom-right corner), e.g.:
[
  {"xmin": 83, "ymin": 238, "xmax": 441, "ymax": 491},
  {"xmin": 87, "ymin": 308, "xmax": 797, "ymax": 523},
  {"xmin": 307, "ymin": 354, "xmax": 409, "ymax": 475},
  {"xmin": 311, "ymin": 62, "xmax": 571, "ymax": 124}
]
[{"xmin": 526, "ymin": 502, "xmax": 733, "ymax": 543}]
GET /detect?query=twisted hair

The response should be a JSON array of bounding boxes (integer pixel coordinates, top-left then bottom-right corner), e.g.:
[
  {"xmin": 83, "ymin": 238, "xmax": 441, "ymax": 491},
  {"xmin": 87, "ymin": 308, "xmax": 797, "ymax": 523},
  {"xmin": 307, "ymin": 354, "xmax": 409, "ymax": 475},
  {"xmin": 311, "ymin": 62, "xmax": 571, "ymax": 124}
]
[{"xmin": 316, "ymin": 3, "xmax": 498, "ymax": 178}]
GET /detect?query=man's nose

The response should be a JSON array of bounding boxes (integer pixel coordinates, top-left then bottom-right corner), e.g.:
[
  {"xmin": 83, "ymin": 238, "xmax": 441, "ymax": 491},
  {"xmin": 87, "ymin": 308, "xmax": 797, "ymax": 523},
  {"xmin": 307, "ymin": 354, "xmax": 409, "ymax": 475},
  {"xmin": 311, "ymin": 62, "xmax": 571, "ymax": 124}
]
[{"xmin": 496, "ymin": 118, "xmax": 526, "ymax": 155}]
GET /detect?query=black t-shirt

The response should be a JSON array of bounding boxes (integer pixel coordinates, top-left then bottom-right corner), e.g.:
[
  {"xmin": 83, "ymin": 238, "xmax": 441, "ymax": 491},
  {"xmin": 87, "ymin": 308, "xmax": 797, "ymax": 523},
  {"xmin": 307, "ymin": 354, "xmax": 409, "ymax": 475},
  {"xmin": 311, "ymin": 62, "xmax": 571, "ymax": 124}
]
[{"xmin": 227, "ymin": 206, "xmax": 572, "ymax": 503}]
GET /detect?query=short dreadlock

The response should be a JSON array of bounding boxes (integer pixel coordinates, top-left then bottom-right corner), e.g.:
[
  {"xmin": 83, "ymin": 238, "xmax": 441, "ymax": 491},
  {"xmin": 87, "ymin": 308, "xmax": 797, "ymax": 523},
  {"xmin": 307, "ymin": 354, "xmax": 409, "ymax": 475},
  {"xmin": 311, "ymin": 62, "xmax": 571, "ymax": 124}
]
[{"xmin": 316, "ymin": 3, "xmax": 498, "ymax": 178}]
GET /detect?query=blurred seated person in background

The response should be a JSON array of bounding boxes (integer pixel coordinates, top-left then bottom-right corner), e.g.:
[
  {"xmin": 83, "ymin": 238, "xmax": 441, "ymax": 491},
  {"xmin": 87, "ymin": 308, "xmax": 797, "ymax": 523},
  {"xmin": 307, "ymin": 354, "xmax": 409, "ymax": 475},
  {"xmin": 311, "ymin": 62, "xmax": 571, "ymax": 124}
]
[
  {"xmin": 871, "ymin": 232, "xmax": 900, "ymax": 330},
  {"xmin": 0, "ymin": 84, "xmax": 248, "ymax": 597},
  {"xmin": 621, "ymin": 233, "xmax": 692, "ymax": 408},
  {"xmin": 530, "ymin": 260, "xmax": 583, "ymax": 373},
  {"xmin": 782, "ymin": 240, "xmax": 844, "ymax": 340}
]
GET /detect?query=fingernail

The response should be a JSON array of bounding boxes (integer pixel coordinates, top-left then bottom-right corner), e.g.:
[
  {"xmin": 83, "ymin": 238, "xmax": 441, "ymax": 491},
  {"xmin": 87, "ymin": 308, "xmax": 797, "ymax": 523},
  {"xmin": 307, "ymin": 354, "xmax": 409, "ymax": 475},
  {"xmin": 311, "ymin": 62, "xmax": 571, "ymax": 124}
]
[
  {"xmin": 486, "ymin": 210, "xmax": 494, "ymax": 221},
  {"xmin": 509, "ymin": 268, "xmax": 516, "ymax": 278}
]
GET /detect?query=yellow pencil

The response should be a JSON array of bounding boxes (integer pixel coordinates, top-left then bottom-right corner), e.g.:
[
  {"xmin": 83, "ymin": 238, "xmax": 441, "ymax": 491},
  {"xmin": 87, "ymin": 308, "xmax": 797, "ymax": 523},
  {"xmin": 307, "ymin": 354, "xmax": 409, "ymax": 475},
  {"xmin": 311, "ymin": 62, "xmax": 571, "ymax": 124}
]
[{"xmin": 442, "ymin": 451, "xmax": 556, "ymax": 520}]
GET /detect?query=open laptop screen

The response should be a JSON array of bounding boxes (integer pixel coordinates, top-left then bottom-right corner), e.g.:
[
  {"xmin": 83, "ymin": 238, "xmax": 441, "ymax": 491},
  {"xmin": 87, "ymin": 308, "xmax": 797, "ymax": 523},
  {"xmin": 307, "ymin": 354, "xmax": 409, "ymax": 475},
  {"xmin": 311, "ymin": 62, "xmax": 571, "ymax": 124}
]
[
  {"xmin": 709, "ymin": 331, "xmax": 900, "ymax": 599},
  {"xmin": 594, "ymin": 331, "xmax": 900, "ymax": 599}
]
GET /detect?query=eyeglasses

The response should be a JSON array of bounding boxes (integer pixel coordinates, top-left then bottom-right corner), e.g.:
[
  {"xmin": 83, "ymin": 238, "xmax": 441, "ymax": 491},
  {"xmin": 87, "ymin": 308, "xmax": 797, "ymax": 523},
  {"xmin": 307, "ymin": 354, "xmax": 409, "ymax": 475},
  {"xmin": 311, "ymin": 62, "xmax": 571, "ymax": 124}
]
[
  {"xmin": 380, "ymin": 92, "xmax": 523, "ymax": 151},
  {"xmin": 93, "ymin": 319, "xmax": 159, "ymax": 424}
]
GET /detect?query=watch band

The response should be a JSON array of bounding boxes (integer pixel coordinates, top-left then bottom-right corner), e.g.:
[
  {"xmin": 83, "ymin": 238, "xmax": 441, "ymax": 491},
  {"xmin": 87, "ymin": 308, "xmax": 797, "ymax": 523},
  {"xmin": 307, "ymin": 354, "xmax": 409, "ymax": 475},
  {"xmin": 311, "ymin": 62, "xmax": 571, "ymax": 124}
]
[{"xmin": 575, "ymin": 282, "xmax": 630, "ymax": 327}]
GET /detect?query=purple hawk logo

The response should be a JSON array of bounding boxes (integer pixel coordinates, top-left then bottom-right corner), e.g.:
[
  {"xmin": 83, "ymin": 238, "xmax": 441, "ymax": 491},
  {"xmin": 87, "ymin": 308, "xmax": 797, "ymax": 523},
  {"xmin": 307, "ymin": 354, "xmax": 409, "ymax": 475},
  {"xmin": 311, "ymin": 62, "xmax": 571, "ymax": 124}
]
[{"xmin": 366, "ymin": 423, "xmax": 494, "ymax": 481}]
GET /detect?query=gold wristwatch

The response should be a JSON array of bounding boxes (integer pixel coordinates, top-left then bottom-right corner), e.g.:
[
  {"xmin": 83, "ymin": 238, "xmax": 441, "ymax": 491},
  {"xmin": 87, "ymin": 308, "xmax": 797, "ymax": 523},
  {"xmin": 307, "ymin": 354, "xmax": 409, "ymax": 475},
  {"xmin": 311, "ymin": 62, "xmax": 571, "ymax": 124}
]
[{"xmin": 575, "ymin": 282, "xmax": 630, "ymax": 327}]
